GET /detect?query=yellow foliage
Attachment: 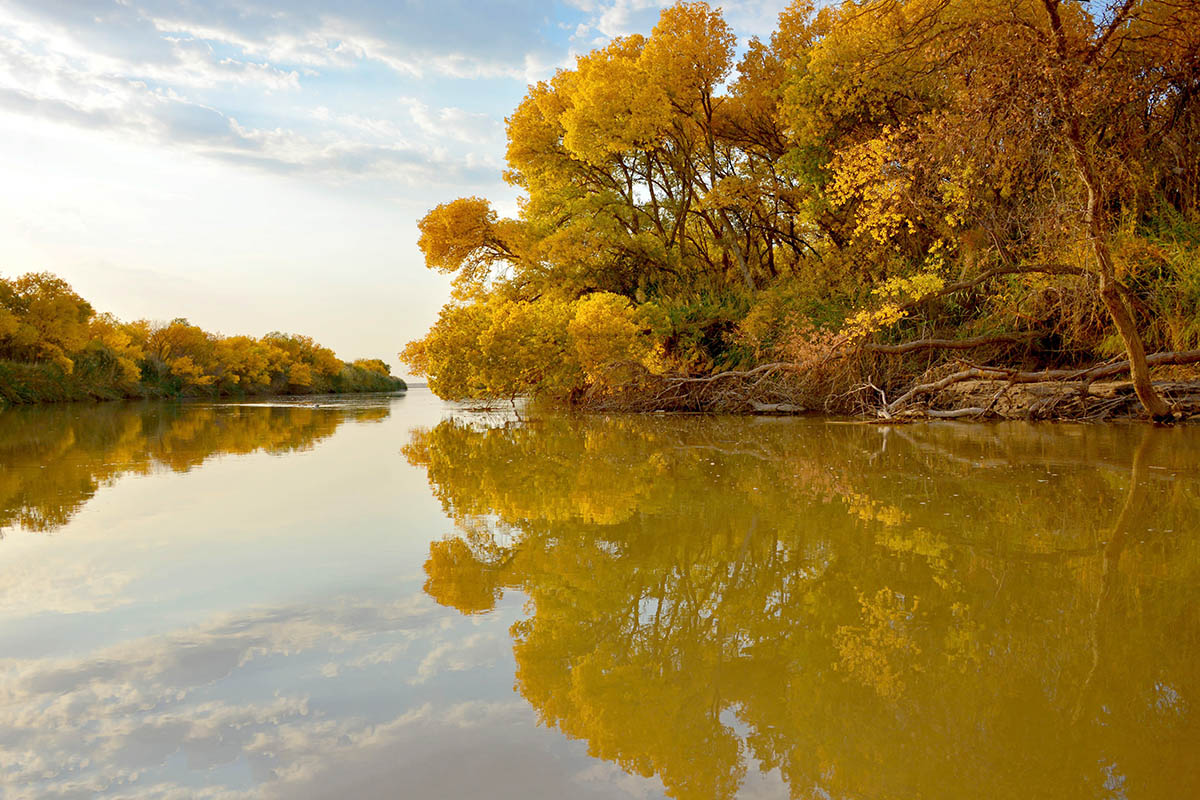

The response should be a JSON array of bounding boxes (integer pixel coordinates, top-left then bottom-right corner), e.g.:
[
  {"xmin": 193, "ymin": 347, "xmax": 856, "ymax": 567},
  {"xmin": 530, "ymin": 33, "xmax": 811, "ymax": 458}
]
[
  {"xmin": 642, "ymin": 1, "xmax": 735, "ymax": 104},
  {"xmin": 871, "ymin": 271, "xmax": 946, "ymax": 302},
  {"xmin": 416, "ymin": 197, "xmax": 519, "ymax": 295},
  {"xmin": 0, "ymin": 307, "xmax": 17, "ymax": 340},
  {"xmin": 402, "ymin": 295, "xmax": 581, "ymax": 402},
  {"xmin": 288, "ymin": 361, "xmax": 314, "ymax": 389},
  {"xmin": 568, "ymin": 293, "xmax": 656, "ymax": 385},
  {"xmin": 0, "ymin": 270, "xmax": 396, "ymax": 399},
  {"xmin": 559, "ymin": 35, "xmax": 666, "ymax": 165},
  {"xmin": 0, "ymin": 272, "xmax": 94, "ymax": 373},
  {"xmin": 352, "ymin": 358, "xmax": 391, "ymax": 377},
  {"xmin": 834, "ymin": 588, "xmax": 923, "ymax": 699},
  {"xmin": 88, "ymin": 313, "xmax": 143, "ymax": 386},
  {"xmin": 165, "ymin": 355, "xmax": 215, "ymax": 388}
]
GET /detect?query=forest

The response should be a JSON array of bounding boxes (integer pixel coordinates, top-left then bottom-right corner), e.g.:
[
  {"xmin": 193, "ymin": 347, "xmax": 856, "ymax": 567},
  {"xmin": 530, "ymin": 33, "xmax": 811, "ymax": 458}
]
[
  {"xmin": 401, "ymin": 0, "xmax": 1200, "ymax": 419},
  {"xmin": 0, "ymin": 271, "xmax": 405, "ymax": 405}
]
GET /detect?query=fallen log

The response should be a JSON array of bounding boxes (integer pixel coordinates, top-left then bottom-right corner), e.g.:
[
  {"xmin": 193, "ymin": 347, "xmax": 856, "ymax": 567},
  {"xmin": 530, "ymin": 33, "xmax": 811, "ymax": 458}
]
[{"xmin": 883, "ymin": 349, "xmax": 1200, "ymax": 417}]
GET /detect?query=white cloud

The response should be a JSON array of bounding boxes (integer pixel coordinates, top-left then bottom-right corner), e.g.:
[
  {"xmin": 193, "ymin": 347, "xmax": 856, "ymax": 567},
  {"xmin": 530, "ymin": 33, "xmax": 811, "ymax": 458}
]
[
  {"xmin": 0, "ymin": 557, "xmax": 135, "ymax": 615},
  {"xmin": 0, "ymin": 590, "xmax": 657, "ymax": 799},
  {"xmin": 405, "ymin": 99, "xmax": 503, "ymax": 147},
  {"xmin": 566, "ymin": 0, "xmax": 792, "ymax": 45},
  {"xmin": 0, "ymin": 595, "xmax": 439, "ymax": 796},
  {"xmin": 411, "ymin": 631, "xmax": 504, "ymax": 684},
  {"xmin": 0, "ymin": 1, "xmax": 533, "ymax": 188}
]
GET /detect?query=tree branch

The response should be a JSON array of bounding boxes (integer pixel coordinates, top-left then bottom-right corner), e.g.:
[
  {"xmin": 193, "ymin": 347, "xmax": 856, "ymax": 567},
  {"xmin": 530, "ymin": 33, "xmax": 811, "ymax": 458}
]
[
  {"xmin": 862, "ymin": 332, "xmax": 1038, "ymax": 355},
  {"xmin": 895, "ymin": 263, "xmax": 1088, "ymax": 315},
  {"xmin": 884, "ymin": 349, "xmax": 1200, "ymax": 416}
]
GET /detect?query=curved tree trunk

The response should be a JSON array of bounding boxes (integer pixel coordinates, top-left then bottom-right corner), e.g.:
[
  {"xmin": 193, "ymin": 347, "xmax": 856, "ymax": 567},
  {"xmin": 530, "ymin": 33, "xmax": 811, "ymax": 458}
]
[
  {"xmin": 1066, "ymin": 124, "xmax": 1171, "ymax": 418},
  {"xmin": 1094, "ymin": 248, "xmax": 1172, "ymax": 418},
  {"xmin": 1041, "ymin": 0, "xmax": 1173, "ymax": 419}
]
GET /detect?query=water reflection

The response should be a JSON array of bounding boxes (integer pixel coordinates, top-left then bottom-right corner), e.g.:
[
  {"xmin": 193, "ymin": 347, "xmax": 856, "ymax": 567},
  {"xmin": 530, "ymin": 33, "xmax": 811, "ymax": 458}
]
[
  {"xmin": 406, "ymin": 417, "xmax": 1200, "ymax": 800},
  {"xmin": 0, "ymin": 399, "xmax": 389, "ymax": 535},
  {"xmin": 3, "ymin": 394, "xmax": 652, "ymax": 799}
]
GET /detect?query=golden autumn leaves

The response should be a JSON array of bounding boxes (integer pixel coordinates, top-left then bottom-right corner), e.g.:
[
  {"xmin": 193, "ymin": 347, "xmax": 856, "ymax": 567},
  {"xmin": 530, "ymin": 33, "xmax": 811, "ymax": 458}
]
[
  {"xmin": 404, "ymin": 0, "xmax": 1200, "ymax": 414},
  {"xmin": 0, "ymin": 271, "xmax": 400, "ymax": 400},
  {"xmin": 400, "ymin": 291, "xmax": 663, "ymax": 402}
]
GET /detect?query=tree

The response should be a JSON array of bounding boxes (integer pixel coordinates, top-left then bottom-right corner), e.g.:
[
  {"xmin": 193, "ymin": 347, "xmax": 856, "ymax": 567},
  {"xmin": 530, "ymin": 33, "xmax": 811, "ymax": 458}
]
[
  {"xmin": 0, "ymin": 272, "xmax": 94, "ymax": 372},
  {"xmin": 416, "ymin": 197, "xmax": 522, "ymax": 296},
  {"xmin": 405, "ymin": 1, "xmax": 1200, "ymax": 416},
  {"xmin": 789, "ymin": 0, "xmax": 1200, "ymax": 417}
]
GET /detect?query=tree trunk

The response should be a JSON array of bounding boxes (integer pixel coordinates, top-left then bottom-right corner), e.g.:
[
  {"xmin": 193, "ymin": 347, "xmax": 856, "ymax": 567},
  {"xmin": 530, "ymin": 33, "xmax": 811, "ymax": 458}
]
[
  {"xmin": 1039, "ymin": 0, "xmax": 1172, "ymax": 418},
  {"xmin": 1065, "ymin": 120, "xmax": 1172, "ymax": 418},
  {"xmin": 1094, "ymin": 246, "xmax": 1172, "ymax": 418},
  {"xmin": 719, "ymin": 210, "xmax": 756, "ymax": 292}
]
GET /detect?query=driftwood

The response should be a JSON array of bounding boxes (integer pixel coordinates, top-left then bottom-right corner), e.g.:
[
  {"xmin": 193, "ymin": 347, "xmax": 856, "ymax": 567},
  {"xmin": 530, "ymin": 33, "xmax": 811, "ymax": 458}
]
[
  {"xmin": 672, "ymin": 362, "xmax": 792, "ymax": 384},
  {"xmin": 577, "ymin": 346, "xmax": 1200, "ymax": 418},
  {"xmin": 882, "ymin": 349, "xmax": 1200, "ymax": 417},
  {"xmin": 572, "ymin": 263, "xmax": 1197, "ymax": 419},
  {"xmin": 750, "ymin": 402, "xmax": 806, "ymax": 414}
]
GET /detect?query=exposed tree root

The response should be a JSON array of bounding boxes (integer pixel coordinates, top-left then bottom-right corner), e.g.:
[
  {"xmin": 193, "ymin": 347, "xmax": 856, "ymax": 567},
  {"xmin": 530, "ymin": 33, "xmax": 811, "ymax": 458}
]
[
  {"xmin": 882, "ymin": 349, "xmax": 1200, "ymax": 418},
  {"xmin": 574, "ymin": 348, "xmax": 1200, "ymax": 421}
]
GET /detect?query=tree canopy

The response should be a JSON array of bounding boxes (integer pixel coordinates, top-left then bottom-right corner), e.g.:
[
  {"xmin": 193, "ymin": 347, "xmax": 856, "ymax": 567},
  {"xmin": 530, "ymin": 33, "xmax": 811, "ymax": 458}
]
[{"xmin": 403, "ymin": 0, "xmax": 1200, "ymax": 417}]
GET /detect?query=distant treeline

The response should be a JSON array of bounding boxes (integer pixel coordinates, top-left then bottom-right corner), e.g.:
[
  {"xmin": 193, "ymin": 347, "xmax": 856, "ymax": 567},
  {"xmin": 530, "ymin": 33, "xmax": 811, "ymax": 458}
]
[{"xmin": 0, "ymin": 271, "xmax": 405, "ymax": 405}]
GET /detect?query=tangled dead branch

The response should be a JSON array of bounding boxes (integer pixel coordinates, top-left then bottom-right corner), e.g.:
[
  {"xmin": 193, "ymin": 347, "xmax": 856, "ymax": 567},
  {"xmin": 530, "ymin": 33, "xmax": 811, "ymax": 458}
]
[
  {"xmin": 881, "ymin": 349, "xmax": 1200, "ymax": 417},
  {"xmin": 573, "ymin": 346, "xmax": 1200, "ymax": 420},
  {"xmin": 569, "ymin": 261, "xmax": 1199, "ymax": 420}
]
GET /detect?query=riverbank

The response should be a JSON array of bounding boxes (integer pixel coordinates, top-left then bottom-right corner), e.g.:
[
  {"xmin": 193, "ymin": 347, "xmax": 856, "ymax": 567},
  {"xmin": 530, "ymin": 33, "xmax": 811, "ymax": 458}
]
[
  {"xmin": 565, "ymin": 363, "xmax": 1200, "ymax": 422},
  {"xmin": 897, "ymin": 378, "xmax": 1200, "ymax": 422},
  {"xmin": 0, "ymin": 359, "xmax": 406, "ymax": 407}
]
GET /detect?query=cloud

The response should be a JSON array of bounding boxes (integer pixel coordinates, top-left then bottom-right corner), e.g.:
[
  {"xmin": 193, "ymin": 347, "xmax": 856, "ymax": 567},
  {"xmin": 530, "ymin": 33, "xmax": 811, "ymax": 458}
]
[
  {"xmin": 567, "ymin": 0, "xmax": 673, "ymax": 39},
  {"xmin": 566, "ymin": 0, "xmax": 793, "ymax": 45},
  {"xmin": 2, "ymin": 0, "xmax": 563, "ymax": 81},
  {"xmin": 0, "ymin": 592, "xmax": 658, "ymax": 799},
  {"xmin": 0, "ymin": 0, "xmax": 795, "ymax": 190},
  {"xmin": 0, "ymin": 595, "xmax": 437, "ymax": 797},
  {"xmin": 0, "ymin": 1, "xmax": 537, "ymax": 188},
  {"xmin": 405, "ymin": 100, "xmax": 504, "ymax": 147},
  {"xmin": 0, "ymin": 557, "xmax": 135, "ymax": 615},
  {"xmin": 411, "ymin": 631, "xmax": 504, "ymax": 684},
  {"xmin": 0, "ymin": 59, "xmax": 496, "ymax": 186}
]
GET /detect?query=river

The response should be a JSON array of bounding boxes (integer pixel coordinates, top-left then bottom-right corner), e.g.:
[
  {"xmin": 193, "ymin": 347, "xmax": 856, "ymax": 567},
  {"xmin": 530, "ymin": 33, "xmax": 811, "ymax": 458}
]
[{"xmin": 1, "ymin": 389, "xmax": 1197, "ymax": 799}]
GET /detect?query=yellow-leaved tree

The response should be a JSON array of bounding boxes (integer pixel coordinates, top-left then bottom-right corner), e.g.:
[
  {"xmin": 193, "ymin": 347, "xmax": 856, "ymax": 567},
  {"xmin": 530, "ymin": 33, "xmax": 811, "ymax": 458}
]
[{"xmin": 403, "ymin": 0, "xmax": 1200, "ymax": 416}]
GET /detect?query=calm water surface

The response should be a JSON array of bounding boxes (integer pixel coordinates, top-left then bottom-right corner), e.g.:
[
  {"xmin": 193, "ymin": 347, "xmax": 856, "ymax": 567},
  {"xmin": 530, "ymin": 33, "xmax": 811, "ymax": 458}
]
[{"xmin": 1, "ymin": 390, "xmax": 1197, "ymax": 799}]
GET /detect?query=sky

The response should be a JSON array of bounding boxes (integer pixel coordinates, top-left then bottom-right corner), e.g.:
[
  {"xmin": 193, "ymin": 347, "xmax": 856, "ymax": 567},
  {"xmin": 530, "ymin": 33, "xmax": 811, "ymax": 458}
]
[{"xmin": 0, "ymin": 0, "xmax": 793, "ymax": 378}]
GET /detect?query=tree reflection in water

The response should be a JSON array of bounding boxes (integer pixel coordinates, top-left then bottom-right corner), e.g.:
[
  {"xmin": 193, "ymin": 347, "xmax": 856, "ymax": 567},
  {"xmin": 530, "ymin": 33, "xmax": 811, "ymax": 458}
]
[
  {"xmin": 0, "ymin": 401, "xmax": 389, "ymax": 534},
  {"xmin": 406, "ymin": 416, "xmax": 1200, "ymax": 800}
]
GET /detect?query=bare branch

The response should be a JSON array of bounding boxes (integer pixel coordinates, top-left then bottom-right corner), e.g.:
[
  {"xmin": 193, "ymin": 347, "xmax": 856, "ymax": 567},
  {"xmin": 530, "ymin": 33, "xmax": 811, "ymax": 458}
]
[
  {"xmin": 862, "ymin": 332, "xmax": 1038, "ymax": 355},
  {"xmin": 884, "ymin": 349, "xmax": 1200, "ymax": 415}
]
